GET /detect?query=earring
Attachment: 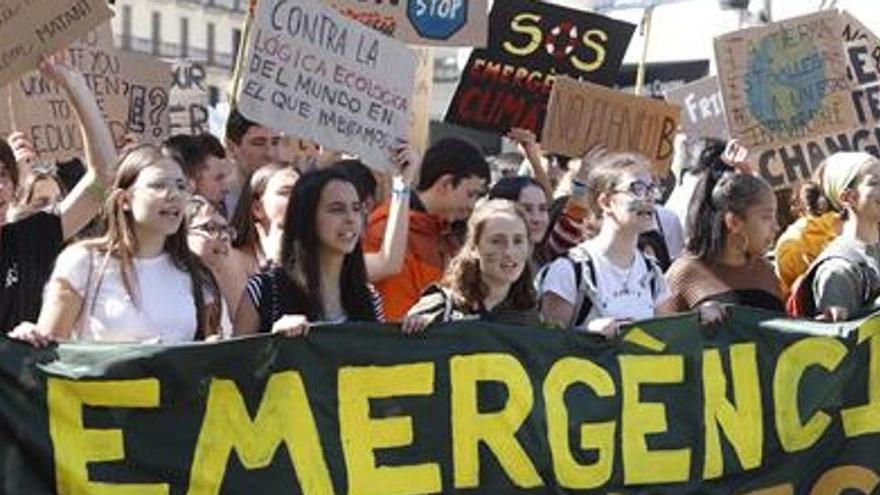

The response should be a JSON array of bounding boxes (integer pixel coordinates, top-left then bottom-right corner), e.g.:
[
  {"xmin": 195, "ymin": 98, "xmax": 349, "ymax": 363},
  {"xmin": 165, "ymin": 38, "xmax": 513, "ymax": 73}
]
[{"xmin": 733, "ymin": 232, "xmax": 750, "ymax": 257}]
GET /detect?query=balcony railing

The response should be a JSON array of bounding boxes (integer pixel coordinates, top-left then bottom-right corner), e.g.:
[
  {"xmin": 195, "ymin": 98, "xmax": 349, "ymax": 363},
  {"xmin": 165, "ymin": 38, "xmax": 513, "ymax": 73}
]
[{"xmin": 118, "ymin": 35, "xmax": 235, "ymax": 69}]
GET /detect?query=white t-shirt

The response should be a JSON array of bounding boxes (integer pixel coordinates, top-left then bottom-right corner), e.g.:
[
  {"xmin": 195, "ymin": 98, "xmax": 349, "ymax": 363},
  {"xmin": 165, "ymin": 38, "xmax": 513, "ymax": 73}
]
[
  {"xmin": 51, "ymin": 245, "xmax": 226, "ymax": 343},
  {"xmin": 540, "ymin": 241, "xmax": 669, "ymax": 328}
]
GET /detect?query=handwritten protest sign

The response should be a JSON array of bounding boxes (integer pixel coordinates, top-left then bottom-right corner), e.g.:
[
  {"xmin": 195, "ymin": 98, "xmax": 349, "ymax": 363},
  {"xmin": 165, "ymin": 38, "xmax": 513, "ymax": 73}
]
[
  {"xmin": 0, "ymin": 0, "xmax": 113, "ymax": 86},
  {"xmin": 0, "ymin": 25, "xmax": 171, "ymax": 162},
  {"xmin": 445, "ymin": 0, "xmax": 635, "ymax": 135},
  {"xmin": 748, "ymin": 12, "xmax": 880, "ymax": 190},
  {"xmin": 169, "ymin": 60, "xmax": 210, "ymax": 136},
  {"xmin": 326, "ymin": 0, "xmax": 487, "ymax": 47},
  {"xmin": 542, "ymin": 76, "xmax": 680, "ymax": 174},
  {"xmin": 665, "ymin": 75, "xmax": 729, "ymax": 140},
  {"xmin": 715, "ymin": 10, "xmax": 857, "ymax": 171},
  {"xmin": 235, "ymin": 0, "xmax": 416, "ymax": 173}
]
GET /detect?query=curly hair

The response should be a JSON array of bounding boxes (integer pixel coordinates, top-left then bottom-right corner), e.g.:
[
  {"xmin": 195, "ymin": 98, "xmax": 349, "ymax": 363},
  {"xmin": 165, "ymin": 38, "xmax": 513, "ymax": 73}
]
[{"xmin": 440, "ymin": 199, "xmax": 536, "ymax": 311}]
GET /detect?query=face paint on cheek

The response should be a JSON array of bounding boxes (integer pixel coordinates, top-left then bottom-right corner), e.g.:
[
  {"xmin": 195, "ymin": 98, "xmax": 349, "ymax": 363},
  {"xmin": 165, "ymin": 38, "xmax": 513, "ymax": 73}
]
[{"xmin": 625, "ymin": 198, "xmax": 654, "ymax": 213}]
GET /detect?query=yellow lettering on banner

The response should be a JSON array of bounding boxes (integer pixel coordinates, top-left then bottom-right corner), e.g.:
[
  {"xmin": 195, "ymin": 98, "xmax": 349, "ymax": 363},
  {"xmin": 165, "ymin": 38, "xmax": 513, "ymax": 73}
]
[
  {"xmin": 773, "ymin": 338, "xmax": 847, "ymax": 453},
  {"xmin": 809, "ymin": 465, "xmax": 880, "ymax": 495},
  {"xmin": 338, "ymin": 363, "xmax": 440, "ymax": 495},
  {"xmin": 450, "ymin": 353, "xmax": 542, "ymax": 489},
  {"xmin": 842, "ymin": 331, "xmax": 880, "ymax": 437},
  {"xmin": 543, "ymin": 357, "xmax": 616, "ymax": 489},
  {"xmin": 48, "ymin": 378, "xmax": 167, "ymax": 495},
  {"xmin": 741, "ymin": 485, "xmax": 794, "ymax": 495},
  {"xmin": 619, "ymin": 355, "xmax": 691, "ymax": 484},
  {"xmin": 702, "ymin": 344, "xmax": 763, "ymax": 479},
  {"xmin": 502, "ymin": 14, "xmax": 542, "ymax": 57},
  {"xmin": 186, "ymin": 372, "xmax": 332, "ymax": 495},
  {"xmin": 571, "ymin": 29, "xmax": 608, "ymax": 73}
]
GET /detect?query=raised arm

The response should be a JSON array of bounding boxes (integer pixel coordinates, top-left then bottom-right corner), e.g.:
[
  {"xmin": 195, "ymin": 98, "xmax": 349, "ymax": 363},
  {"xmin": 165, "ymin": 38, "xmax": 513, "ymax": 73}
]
[
  {"xmin": 507, "ymin": 128, "xmax": 552, "ymax": 198},
  {"xmin": 41, "ymin": 55, "xmax": 117, "ymax": 240},
  {"xmin": 365, "ymin": 142, "xmax": 421, "ymax": 282}
]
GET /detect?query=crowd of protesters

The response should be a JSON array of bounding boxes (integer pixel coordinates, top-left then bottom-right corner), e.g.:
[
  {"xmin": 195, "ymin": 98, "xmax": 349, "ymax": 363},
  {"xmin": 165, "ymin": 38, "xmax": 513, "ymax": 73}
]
[{"xmin": 6, "ymin": 55, "xmax": 880, "ymax": 347}]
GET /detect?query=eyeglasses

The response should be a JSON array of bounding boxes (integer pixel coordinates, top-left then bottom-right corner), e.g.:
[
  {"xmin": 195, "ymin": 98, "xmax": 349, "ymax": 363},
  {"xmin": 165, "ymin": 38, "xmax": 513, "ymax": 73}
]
[
  {"xmin": 190, "ymin": 222, "xmax": 237, "ymax": 240},
  {"xmin": 133, "ymin": 178, "xmax": 193, "ymax": 199},
  {"xmin": 613, "ymin": 180, "xmax": 662, "ymax": 200}
]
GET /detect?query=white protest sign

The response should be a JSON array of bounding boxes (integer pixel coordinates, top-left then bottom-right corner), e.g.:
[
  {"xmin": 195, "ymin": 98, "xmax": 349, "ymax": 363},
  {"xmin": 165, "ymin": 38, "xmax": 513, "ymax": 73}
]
[
  {"xmin": 0, "ymin": 0, "xmax": 113, "ymax": 86},
  {"xmin": 170, "ymin": 60, "xmax": 211, "ymax": 136},
  {"xmin": 235, "ymin": 0, "xmax": 416, "ymax": 172},
  {"xmin": 665, "ymin": 75, "xmax": 729, "ymax": 140}
]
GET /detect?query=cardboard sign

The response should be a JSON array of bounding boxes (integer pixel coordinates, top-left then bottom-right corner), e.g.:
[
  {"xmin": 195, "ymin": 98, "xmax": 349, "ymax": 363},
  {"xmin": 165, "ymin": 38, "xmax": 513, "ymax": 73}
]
[
  {"xmin": 542, "ymin": 76, "xmax": 680, "ymax": 174},
  {"xmin": 665, "ymin": 75, "xmax": 729, "ymax": 140},
  {"xmin": 754, "ymin": 14, "xmax": 880, "ymax": 190},
  {"xmin": 715, "ymin": 11, "xmax": 857, "ymax": 160},
  {"xmin": 444, "ymin": 0, "xmax": 635, "ymax": 135},
  {"xmin": 326, "ymin": 0, "xmax": 487, "ymax": 47},
  {"xmin": 0, "ymin": 0, "xmax": 113, "ymax": 86},
  {"xmin": 614, "ymin": 60, "xmax": 709, "ymax": 98},
  {"xmin": 409, "ymin": 47, "xmax": 433, "ymax": 154},
  {"xmin": 0, "ymin": 25, "xmax": 171, "ymax": 162},
  {"xmin": 236, "ymin": 0, "xmax": 416, "ymax": 173},
  {"xmin": 169, "ymin": 60, "xmax": 210, "ymax": 136}
]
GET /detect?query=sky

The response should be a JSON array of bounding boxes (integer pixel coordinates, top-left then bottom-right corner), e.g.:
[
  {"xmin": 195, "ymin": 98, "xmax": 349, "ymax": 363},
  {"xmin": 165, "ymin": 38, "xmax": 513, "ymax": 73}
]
[{"xmin": 544, "ymin": 0, "xmax": 880, "ymax": 65}]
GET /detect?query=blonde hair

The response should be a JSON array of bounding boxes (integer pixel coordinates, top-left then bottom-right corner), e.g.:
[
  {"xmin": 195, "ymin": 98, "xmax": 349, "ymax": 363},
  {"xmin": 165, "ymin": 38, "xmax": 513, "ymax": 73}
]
[{"xmin": 584, "ymin": 152, "xmax": 652, "ymax": 225}]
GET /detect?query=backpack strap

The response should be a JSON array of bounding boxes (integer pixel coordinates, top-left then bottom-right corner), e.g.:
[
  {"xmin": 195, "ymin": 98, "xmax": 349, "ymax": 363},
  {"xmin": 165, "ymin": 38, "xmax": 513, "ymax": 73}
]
[{"xmin": 571, "ymin": 255, "xmax": 597, "ymax": 328}]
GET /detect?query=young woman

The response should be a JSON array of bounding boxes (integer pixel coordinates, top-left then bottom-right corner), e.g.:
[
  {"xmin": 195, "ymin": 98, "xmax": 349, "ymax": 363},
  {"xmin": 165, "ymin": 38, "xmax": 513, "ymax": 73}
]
[
  {"xmin": 539, "ymin": 153, "xmax": 668, "ymax": 338},
  {"xmin": 487, "ymin": 177, "xmax": 550, "ymax": 258},
  {"xmin": 229, "ymin": 164, "xmax": 300, "ymax": 272},
  {"xmin": 1, "ymin": 56, "xmax": 116, "ymax": 333},
  {"xmin": 186, "ymin": 195, "xmax": 246, "ymax": 321},
  {"xmin": 233, "ymin": 168, "xmax": 383, "ymax": 336},
  {"xmin": 801, "ymin": 152, "xmax": 880, "ymax": 321},
  {"xmin": 11, "ymin": 166, "xmax": 66, "ymax": 218},
  {"xmin": 402, "ymin": 199, "xmax": 538, "ymax": 331},
  {"xmin": 12, "ymin": 145, "xmax": 224, "ymax": 345},
  {"xmin": 660, "ymin": 170, "xmax": 782, "ymax": 314},
  {"xmin": 775, "ymin": 180, "xmax": 839, "ymax": 300}
]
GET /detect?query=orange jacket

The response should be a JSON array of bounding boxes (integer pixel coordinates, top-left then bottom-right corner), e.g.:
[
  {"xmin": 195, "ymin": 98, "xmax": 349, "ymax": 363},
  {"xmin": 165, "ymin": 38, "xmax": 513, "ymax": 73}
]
[
  {"xmin": 774, "ymin": 212, "xmax": 840, "ymax": 300},
  {"xmin": 364, "ymin": 200, "xmax": 459, "ymax": 321}
]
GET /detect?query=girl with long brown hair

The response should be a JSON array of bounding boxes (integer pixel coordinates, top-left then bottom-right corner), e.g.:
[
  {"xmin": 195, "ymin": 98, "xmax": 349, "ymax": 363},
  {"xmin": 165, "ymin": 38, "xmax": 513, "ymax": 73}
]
[
  {"xmin": 13, "ymin": 145, "xmax": 223, "ymax": 344},
  {"xmin": 402, "ymin": 199, "xmax": 538, "ymax": 332}
]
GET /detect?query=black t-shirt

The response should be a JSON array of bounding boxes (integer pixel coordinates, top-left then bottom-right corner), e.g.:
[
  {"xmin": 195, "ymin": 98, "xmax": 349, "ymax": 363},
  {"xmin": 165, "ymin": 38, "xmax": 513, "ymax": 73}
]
[{"xmin": 0, "ymin": 212, "xmax": 64, "ymax": 332}]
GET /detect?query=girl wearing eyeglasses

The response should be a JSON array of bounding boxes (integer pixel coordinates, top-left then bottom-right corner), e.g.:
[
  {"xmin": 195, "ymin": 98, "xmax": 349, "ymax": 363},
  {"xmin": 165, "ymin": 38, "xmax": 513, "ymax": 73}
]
[
  {"xmin": 539, "ymin": 153, "xmax": 669, "ymax": 338},
  {"xmin": 659, "ymin": 166, "xmax": 781, "ymax": 316},
  {"xmin": 12, "ymin": 145, "xmax": 224, "ymax": 345}
]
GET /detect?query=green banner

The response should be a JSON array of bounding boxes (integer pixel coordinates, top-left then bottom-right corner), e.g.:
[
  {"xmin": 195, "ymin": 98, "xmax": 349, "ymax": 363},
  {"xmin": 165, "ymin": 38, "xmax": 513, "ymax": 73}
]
[{"xmin": 0, "ymin": 306, "xmax": 878, "ymax": 494}]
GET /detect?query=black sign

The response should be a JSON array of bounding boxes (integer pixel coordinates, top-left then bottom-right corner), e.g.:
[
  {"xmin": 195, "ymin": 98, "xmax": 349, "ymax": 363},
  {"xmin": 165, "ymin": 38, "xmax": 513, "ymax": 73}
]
[
  {"xmin": 614, "ymin": 59, "xmax": 710, "ymax": 98},
  {"xmin": 444, "ymin": 0, "xmax": 635, "ymax": 135}
]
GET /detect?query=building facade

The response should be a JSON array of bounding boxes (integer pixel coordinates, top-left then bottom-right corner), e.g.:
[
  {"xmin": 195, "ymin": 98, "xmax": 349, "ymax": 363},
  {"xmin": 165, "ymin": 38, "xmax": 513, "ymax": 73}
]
[{"xmin": 111, "ymin": 0, "xmax": 248, "ymax": 106}]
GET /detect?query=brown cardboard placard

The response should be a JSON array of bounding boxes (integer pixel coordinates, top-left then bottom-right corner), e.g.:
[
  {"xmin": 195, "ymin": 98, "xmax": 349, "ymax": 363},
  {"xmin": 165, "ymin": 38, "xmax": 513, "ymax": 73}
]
[
  {"xmin": 541, "ymin": 76, "xmax": 680, "ymax": 174},
  {"xmin": 0, "ymin": 0, "xmax": 113, "ymax": 86}
]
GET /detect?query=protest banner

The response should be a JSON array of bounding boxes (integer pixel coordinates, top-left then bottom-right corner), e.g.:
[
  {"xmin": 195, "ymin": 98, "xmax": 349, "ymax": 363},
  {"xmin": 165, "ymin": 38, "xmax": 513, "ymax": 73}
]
[
  {"xmin": 749, "ymin": 13, "xmax": 880, "ymax": 190},
  {"xmin": 235, "ymin": 0, "xmax": 416, "ymax": 173},
  {"xmin": 542, "ymin": 76, "xmax": 680, "ymax": 173},
  {"xmin": 169, "ymin": 60, "xmax": 211, "ymax": 136},
  {"xmin": 0, "ymin": 0, "xmax": 113, "ymax": 86},
  {"xmin": 665, "ymin": 75, "xmax": 729, "ymax": 140},
  {"xmin": 714, "ymin": 10, "xmax": 858, "ymax": 190},
  {"xmin": 326, "ymin": 0, "xmax": 488, "ymax": 47},
  {"xmin": 0, "ymin": 25, "xmax": 171, "ymax": 162},
  {"xmin": 444, "ymin": 0, "xmax": 635, "ymax": 135},
  {"xmin": 615, "ymin": 59, "xmax": 709, "ymax": 98},
  {"xmin": 0, "ymin": 307, "xmax": 878, "ymax": 493}
]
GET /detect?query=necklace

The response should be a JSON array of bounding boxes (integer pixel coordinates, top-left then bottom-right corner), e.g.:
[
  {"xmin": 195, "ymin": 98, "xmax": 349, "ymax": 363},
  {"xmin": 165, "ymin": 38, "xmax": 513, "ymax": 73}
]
[{"xmin": 602, "ymin": 253, "xmax": 639, "ymax": 298}]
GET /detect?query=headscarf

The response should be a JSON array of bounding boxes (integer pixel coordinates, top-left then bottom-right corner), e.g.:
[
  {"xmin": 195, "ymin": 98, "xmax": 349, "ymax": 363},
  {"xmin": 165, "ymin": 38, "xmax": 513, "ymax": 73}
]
[{"xmin": 820, "ymin": 152, "xmax": 877, "ymax": 211}]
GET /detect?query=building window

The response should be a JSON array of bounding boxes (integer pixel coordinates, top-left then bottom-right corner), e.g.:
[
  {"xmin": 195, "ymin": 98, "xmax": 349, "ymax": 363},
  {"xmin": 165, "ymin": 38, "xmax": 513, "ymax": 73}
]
[
  {"xmin": 231, "ymin": 28, "xmax": 241, "ymax": 71},
  {"xmin": 180, "ymin": 17, "xmax": 189, "ymax": 58},
  {"xmin": 122, "ymin": 5, "xmax": 132, "ymax": 51},
  {"xmin": 151, "ymin": 11, "xmax": 161, "ymax": 56},
  {"xmin": 207, "ymin": 23, "xmax": 215, "ymax": 65}
]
